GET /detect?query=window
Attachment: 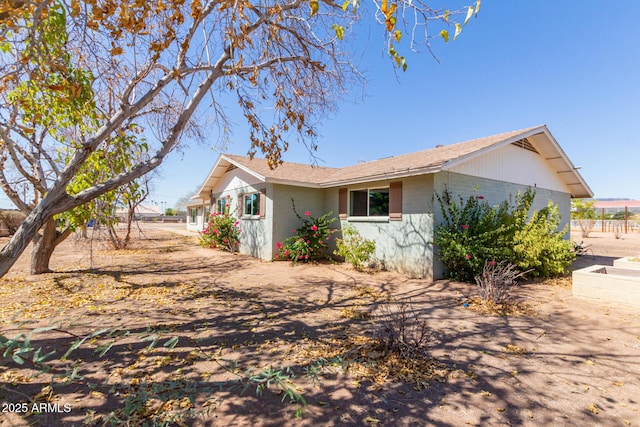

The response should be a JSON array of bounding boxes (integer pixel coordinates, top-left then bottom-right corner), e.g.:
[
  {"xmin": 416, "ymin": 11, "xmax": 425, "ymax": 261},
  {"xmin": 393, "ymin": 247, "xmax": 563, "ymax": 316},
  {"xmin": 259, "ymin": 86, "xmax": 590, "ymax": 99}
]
[
  {"xmin": 216, "ymin": 197, "xmax": 228, "ymax": 214},
  {"xmin": 244, "ymin": 193, "xmax": 260, "ymax": 216},
  {"xmin": 349, "ymin": 188, "xmax": 389, "ymax": 217},
  {"xmin": 189, "ymin": 207, "xmax": 197, "ymax": 223},
  {"xmin": 204, "ymin": 205, "xmax": 210, "ymax": 219}
]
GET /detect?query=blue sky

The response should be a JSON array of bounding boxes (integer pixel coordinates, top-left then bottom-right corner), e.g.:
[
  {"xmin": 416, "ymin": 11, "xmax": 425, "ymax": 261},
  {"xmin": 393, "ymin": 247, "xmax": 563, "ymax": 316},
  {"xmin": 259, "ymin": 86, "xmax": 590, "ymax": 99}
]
[{"xmin": 2, "ymin": 1, "xmax": 639, "ymax": 209}]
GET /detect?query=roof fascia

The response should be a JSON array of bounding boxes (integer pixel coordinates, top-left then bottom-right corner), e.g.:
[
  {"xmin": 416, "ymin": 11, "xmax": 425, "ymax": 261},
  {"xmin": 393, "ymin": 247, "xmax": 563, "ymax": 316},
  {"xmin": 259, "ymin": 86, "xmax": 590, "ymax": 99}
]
[
  {"xmin": 537, "ymin": 127, "xmax": 594, "ymax": 198},
  {"xmin": 268, "ymin": 178, "xmax": 322, "ymax": 188}
]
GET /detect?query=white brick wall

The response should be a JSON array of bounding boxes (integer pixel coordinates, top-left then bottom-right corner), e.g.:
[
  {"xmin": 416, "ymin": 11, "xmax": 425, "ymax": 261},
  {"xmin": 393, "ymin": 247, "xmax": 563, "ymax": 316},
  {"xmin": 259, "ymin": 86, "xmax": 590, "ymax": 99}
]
[
  {"xmin": 432, "ymin": 171, "xmax": 572, "ymax": 279},
  {"xmin": 433, "ymin": 171, "xmax": 571, "ymax": 230}
]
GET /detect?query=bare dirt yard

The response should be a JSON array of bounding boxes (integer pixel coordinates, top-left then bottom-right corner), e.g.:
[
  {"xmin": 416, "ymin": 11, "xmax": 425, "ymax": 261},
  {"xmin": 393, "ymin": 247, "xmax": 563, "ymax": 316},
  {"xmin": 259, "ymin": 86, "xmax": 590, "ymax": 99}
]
[{"xmin": 1, "ymin": 225, "xmax": 639, "ymax": 426}]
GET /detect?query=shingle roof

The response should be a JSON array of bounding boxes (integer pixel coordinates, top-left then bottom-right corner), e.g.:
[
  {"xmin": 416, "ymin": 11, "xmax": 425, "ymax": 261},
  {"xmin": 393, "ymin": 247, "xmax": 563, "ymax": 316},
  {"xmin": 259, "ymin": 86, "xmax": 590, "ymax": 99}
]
[
  {"xmin": 196, "ymin": 125, "xmax": 592, "ymax": 198},
  {"xmin": 223, "ymin": 154, "xmax": 336, "ymax": 185},
  {"xmin": 320, "ymin": 126, "xmax": 541, "ymax": 186},
  {"xmin": 224, "ymin": 126, "xmax": 541, "ymax": 186}
]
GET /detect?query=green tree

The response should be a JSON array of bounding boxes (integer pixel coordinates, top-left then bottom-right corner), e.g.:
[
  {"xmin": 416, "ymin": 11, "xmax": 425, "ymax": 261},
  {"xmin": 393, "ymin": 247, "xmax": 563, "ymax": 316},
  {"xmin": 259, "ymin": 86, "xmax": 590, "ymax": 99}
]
[
  {"xmin": 0, "ymin": 0, "xmax": 479, "ymax": 277},
  {"xmin": 0, "ymin": 3, "xmax": 152, "ymax": 272},
  {"xmin": 571, "ymin": 199, "xmax": 597, "ymax": 238}
]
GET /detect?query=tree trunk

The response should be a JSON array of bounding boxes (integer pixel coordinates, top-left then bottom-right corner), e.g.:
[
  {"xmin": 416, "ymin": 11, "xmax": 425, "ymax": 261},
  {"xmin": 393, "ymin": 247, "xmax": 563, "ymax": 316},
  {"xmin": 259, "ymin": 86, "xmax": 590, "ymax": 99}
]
[
  {"xmin": 0, "ymin": 195, "xmax": 73, "ymax": 277},
  {"xmin": 0, "ymin": 207, "xmax": 50, "ymax": 277},
  {"xmin": 29, "ymin": 217, "xmax": 71, "ymax": 274},
  {"xmin": 30, "ymin": 218, "xmax": 56, "ymax": 274}
]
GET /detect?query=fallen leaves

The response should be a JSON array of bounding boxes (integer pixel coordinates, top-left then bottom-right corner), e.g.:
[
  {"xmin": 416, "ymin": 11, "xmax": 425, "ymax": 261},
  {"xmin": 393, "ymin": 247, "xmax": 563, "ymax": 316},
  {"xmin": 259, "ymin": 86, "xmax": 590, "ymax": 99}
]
[
  {"xmin": 458, "ymin": 296, "xmax": 535, "ymax": 317},
  {"xmin": 293, "ymin": 334, "xmax": 451, "ymax": 389},
  {"xmin": 504, "ymin": 344, "xmax": 527, "ymax": 355}
]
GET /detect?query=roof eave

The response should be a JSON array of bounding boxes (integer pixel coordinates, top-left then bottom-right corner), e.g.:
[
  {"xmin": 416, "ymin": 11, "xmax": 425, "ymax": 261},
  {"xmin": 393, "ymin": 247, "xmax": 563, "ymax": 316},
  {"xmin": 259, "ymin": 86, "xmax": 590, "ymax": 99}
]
[
  {"xmin": 538, "ymin": 128, "xmax": 594, "ymax": 199},
  {"xmin": 268, "ymin": 178, "xmax": 322, "ymax": 188},
  {"xmin": 319, "ymin": 165, "xmax": 442, "ymax": 188}
]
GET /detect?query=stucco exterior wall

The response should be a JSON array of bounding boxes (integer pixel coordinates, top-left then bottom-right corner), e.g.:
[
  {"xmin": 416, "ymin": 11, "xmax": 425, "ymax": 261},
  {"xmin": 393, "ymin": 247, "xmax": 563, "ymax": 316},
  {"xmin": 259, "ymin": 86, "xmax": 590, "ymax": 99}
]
[{"xmin": 237, "ymin": 182, "xmax": 273, "ymax": 260}]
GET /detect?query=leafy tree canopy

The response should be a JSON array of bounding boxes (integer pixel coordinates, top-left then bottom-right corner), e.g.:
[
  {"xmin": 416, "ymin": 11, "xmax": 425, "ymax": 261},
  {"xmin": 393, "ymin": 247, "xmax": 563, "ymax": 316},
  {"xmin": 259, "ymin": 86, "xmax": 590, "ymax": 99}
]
[{"xmin": 0, "ymin": 0, "xmax": 479, "ymax": 276}]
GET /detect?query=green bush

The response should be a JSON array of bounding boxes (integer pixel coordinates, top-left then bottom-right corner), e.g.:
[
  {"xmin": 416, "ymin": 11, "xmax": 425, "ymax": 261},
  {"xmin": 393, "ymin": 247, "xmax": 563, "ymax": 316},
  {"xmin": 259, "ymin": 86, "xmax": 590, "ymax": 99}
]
[
  {"xmin": 434, "ymin": 188, "xmax": 573, "ymax": 281},
  {"xmin": 433, "ymin": 190, "xmax": 516, "ymax": 282},
  {"xmin": 277, "ymin": 200, "xmax": 336, "ymax": 263},
  {"xmin": 334, "ymin": 224, "xmax": 376, "ymax": 270},
  {"xmin": 512, "ymin": 202, "xmax": 575, "ymax": 277}
]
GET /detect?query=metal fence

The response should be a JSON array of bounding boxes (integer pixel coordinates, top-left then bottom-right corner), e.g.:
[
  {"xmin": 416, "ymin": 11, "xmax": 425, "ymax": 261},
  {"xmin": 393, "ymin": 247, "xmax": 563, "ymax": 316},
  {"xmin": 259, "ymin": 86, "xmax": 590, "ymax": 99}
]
[{"xmin": 570, "ymin": 219, "xmax": 639, "ymax": 234}]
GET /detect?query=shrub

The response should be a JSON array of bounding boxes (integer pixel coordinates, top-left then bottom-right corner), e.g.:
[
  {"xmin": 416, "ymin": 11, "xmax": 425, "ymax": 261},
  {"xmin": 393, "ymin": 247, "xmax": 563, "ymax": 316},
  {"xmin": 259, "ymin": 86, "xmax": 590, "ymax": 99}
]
[
  {"xmin": 334, "ymin": 224, "xmax": 376, "ymax": 270},
  {"xmin": 434, "ymin": 188, "xmax": 574, "ymax": 281},
  {"xmin": 277, "ymin": 200, "xmax": 336, "ymax": 263},
  {"xmin": 199, "ymin": 208, "xmax": 241, "ymax": 252},
  {"xmin": 375, "ymin": 300, "xmax": 433, "ymax": 361},
  {"xmin": 512, "ymin": 202, "xmax": 575, "ymax": 277},
  {"xmin": 571, "ymin": 199, "xmax": 597, "ymax": 238},
  {"xmin": 433, "ymin": 189, "xmax": 517, "ymax": 282},
  {"xmin": 474, "ymin": 260, "xmax": 525, "ymax": 304}
]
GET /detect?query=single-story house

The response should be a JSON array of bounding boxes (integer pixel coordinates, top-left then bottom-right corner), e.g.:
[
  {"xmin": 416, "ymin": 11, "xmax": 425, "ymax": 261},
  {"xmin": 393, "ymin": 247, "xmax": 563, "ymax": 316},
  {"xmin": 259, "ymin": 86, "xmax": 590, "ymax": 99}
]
[
  {"xmin": 115, "ymin": 204, "xmax": 163, "ymax": 221},
  {"xmin": 187, "ymin": 125, "xmax": 592, "ymax": 280}
]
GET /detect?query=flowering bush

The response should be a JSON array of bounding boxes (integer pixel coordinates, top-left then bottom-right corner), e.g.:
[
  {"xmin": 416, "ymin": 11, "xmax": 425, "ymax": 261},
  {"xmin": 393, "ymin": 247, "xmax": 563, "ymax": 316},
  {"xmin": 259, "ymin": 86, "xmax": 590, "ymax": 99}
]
[
  {"xmin": 433, "ymin": 189, "xmax": 513, "ymax": 282},
  {"xmin": 277, "ymin": 200, "xmax": 336, "ymax": 263},
  {"xmin": 433, "ymin": 188, "xmax": 574, "ymax": 281},
  {"xmin": 199, "ymin": 209, "xmax": 241, "ymax": 252}
]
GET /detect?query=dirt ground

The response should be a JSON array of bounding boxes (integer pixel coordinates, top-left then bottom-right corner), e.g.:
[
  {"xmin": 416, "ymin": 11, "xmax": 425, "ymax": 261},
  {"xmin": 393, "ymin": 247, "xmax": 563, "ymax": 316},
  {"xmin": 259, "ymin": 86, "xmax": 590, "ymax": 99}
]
[{"xmin": 1, "ymin": 225, "xmax": 639, "ymax": 426}]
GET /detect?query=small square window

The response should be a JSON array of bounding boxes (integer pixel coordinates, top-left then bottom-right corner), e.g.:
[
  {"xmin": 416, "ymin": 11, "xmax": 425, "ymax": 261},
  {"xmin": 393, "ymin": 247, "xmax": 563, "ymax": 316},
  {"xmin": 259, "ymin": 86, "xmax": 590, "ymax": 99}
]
[
  {"xmin": 244, "ymin": 193, "xmax": 260, "ymax": 216},
  {"xmin": 217, "ymin": 198, "xmax": 228, "ymax": 214}
]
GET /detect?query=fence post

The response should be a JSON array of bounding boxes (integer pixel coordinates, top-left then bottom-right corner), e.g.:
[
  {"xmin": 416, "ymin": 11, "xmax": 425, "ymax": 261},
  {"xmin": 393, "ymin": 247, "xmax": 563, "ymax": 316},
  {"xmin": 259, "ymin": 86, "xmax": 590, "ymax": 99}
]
[{"xmin": 625, "ymin": 206, "xmax": 628, "ymax": 234}]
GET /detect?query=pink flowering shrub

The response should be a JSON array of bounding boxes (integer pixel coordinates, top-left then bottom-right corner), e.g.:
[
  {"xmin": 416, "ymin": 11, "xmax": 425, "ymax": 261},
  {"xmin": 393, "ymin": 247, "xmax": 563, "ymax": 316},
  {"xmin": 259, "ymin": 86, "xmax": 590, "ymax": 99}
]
[
  {"xmin": 434, "ymin": 188, "xmax": 573, "ymax": 282},
  {"xmin": 199, "ymin": 208, "xmax": 241, "ymax": 252},
  {"xmin": 277, "ymin": 200, "xmax": 336, "ymax": 264}
]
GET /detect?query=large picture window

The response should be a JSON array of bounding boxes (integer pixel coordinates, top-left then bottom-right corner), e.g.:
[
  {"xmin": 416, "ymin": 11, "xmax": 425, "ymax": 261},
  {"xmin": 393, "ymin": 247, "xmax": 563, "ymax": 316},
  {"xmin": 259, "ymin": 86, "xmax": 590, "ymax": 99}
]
[
  {"xmin": 349, "ymin": 188, "xmax": 389, "ymax": 217},
  {"xmin": 244, "ymin": 193, "xmax": 260, "ymax": 216}
]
